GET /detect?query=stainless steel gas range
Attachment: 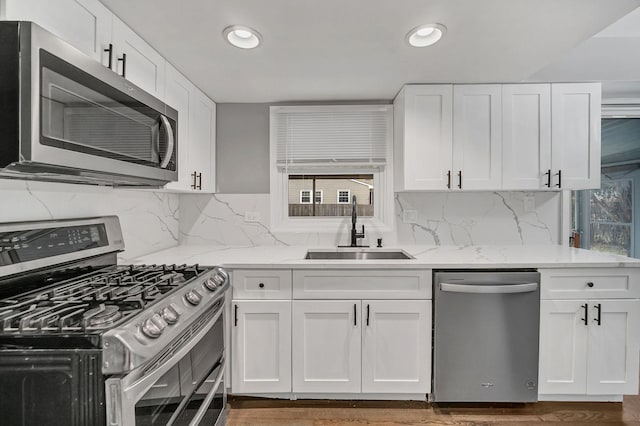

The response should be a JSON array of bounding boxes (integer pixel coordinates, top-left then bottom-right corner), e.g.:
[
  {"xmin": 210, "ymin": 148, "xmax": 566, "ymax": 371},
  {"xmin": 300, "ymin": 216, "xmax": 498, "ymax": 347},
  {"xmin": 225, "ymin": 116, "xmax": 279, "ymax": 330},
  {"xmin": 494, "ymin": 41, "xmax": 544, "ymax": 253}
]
[{"xmin": 0, "ymin": 216, "xmax": 228, "ymax": 426}]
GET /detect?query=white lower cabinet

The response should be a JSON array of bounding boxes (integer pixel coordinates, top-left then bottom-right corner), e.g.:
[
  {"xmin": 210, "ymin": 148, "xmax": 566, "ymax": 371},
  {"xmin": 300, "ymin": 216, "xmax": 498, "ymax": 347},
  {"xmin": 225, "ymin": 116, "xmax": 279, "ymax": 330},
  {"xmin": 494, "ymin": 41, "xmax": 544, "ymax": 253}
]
[
  {"xmin": 231, "ymin": 300, "xmax": 291, "ymax": 393},
  {"xmin": 292, "ymin": 300, "xmax": 362, "ymax": 393},
  {"xmin": 292, "ymin": 299, "xmax": 431, "ymax": 394},
  {"xmin": 361, "ymin": 300, "xmax": 431, "ymax": 394},
  {"xmin": 539, "ymin": 299, "xmax": 640, "ymax": 396}
]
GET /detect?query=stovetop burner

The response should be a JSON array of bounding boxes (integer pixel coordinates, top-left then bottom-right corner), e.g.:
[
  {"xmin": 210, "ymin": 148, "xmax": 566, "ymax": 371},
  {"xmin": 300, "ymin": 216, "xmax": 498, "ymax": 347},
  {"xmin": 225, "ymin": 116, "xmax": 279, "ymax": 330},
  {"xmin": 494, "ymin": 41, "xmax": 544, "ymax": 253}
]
[{"xmin": 0, "ymin": 264, "xmax": 209, "ymax": 334}]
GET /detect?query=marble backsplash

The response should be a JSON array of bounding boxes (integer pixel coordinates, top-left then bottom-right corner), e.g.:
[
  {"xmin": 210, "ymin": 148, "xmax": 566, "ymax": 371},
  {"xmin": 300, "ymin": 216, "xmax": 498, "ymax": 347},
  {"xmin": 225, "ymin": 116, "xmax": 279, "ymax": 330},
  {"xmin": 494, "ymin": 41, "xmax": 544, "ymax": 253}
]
[
  {"xmin": 0, "ymin": 180, "xmax": 179, "ymax": 261},
  {"xmin": 179, "ymin": 191, "xmax": 561, "ymax": 247}
]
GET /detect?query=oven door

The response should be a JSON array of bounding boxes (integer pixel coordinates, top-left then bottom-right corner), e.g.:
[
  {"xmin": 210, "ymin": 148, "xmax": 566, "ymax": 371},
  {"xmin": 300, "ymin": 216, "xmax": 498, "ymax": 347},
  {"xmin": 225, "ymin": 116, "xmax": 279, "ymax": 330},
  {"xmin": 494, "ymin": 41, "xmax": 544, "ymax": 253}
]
[{"xmin": 105, "ymin": 304, "xmax": 225, "ymax": 426}]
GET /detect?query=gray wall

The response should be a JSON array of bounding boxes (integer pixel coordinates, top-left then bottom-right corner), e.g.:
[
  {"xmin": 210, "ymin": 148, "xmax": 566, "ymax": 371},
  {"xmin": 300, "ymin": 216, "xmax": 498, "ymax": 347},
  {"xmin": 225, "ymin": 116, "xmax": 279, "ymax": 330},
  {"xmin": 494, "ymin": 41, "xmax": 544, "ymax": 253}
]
[{"xmin": 216, "ymin": 103, "xmax": 270, "ymax": 193}]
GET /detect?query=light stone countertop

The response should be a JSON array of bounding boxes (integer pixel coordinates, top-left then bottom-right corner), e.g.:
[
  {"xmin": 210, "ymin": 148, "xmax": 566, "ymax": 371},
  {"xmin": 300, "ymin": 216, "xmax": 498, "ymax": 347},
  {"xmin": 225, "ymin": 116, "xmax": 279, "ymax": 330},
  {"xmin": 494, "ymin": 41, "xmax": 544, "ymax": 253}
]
[{"xmin": 127, "ymin": 244, "xmax": 640, "ymax": 269}]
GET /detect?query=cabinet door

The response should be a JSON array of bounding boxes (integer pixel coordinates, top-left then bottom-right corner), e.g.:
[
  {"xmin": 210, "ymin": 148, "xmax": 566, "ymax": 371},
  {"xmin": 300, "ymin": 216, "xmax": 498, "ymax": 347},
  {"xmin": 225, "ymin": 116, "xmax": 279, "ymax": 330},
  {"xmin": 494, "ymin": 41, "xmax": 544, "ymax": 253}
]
[
  {"xmin": 163, "ymin": 63, "xmax": 194, "ymax": 191},
  {"xmin": 539, "ymin": 300, "xmax": 589, "ymax": 395},
  {"xmin": 231, "ymin": 300, "xmax": 291, "ymax": 393},
  {"xmin": 502, "ymin": 84, "xmax": 552, "ymax": 190},
  {"xmin": 587, "ymin": 299, "xmax": 640, "ymax": 395},
  {"xmin": 2, "ymin": 0, "xmax": 112, "ymax": 63},
  {"xmin": 453, "ymin": 85, "xmax": 502, "ymax": 190},
  {"xmin": 112, "ymin": 16, "xmax": 165, "ymax": 100},
  {"xmin": 395, "ymin": 85, "xmax": 453, "ymax": 190},
  {"xmin": 292, "ymin": 300, "xmax": 361, "ymax": 393},
  {"xmin": 551, "ymin": 83, "xmax": 601, "ymax": 190},
  {"xmin": 189, "ymin": 89, "xmax": 216, "ymax": 193},
  {"xmin": 361, "ymin": 300, "xmax": 431, "ymax": 394}
]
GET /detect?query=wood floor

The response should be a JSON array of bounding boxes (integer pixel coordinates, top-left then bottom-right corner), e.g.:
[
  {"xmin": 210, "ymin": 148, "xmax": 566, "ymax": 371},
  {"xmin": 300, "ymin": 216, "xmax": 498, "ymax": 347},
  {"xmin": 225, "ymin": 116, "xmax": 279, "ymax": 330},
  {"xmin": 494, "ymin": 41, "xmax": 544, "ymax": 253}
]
[{"xmin": 226, "ymin": 395, "xmax": 640, "ymax": 425}]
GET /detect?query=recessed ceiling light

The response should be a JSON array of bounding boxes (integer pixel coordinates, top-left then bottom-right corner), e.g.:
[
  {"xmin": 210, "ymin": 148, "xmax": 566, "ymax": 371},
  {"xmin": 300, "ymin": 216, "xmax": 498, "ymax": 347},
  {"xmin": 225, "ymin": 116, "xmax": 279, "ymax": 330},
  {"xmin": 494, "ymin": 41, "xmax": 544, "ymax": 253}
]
[
  {"xmin": 223, "ymin": 25, "xmax": 262, "ymax": 49},
  {"xmin": 406, "ymin": 24, "xmax": 446, "ymax": 47}
]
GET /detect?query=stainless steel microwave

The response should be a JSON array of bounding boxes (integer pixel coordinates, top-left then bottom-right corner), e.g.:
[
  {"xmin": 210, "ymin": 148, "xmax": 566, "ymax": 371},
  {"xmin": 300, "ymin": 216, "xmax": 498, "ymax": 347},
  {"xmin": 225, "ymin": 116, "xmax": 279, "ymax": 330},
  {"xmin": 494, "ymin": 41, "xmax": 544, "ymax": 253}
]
[{"xmin": 0, "ymin": 21, "xmax": 178, "ymax": 186}]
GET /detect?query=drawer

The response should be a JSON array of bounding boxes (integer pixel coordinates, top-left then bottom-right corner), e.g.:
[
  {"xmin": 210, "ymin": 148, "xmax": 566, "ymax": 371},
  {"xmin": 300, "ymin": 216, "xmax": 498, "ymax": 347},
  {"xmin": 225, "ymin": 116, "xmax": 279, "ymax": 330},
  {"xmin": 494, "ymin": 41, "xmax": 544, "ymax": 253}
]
[
  {"xmin": 232, "ymin": 269, "xmax": 292, "ymax": 299},
  {"xmin": 293, "ymin": 269, "xmax": 431, "ymax": 300},
  {"xmin": 540, "ymin": 268, "xmax": 640, "ymax": 299}
]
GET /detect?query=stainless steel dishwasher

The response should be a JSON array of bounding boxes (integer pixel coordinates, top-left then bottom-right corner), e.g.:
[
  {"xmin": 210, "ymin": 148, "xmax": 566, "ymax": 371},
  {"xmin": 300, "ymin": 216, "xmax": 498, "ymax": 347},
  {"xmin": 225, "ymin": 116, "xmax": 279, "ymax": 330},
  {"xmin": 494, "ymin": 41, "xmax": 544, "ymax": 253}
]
[{"xmin": 433, "ymin": 270, "xmax": 540, "ymax": 402}]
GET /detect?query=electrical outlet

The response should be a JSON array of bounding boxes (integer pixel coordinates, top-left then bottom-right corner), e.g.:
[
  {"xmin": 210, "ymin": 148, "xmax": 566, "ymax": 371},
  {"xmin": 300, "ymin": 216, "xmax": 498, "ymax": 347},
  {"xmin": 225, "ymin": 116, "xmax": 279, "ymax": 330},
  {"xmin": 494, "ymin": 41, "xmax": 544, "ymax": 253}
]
[
  {"xmin": 402, "ymin": 210, "xmax": 418, "ymax": 223},
  {"xmin": 523, "ymin": 195, "xmax": 536, "ymax": 213},
  {"xmin": 244, "ymin": 211, "xmax": 261, "ymax": 222}
]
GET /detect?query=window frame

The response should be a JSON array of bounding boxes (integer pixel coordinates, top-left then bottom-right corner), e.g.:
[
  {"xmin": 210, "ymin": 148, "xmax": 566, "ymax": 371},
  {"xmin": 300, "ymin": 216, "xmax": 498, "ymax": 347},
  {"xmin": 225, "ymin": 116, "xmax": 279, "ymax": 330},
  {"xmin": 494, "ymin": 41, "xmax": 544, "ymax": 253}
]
[
  {"xmin": 336, "ymin": 189, "xmax": 351, "ymax": 204},
  {"xmin": 299, "ymin": 190, "xmax": 312, "ymax": 204},
  {"xmin": 269, "ymin": 105, "xmax": 394, "ymax": 233},
  {"xmin": 315, "ymin": 190, "xmax": 323, "ymax": 205}
]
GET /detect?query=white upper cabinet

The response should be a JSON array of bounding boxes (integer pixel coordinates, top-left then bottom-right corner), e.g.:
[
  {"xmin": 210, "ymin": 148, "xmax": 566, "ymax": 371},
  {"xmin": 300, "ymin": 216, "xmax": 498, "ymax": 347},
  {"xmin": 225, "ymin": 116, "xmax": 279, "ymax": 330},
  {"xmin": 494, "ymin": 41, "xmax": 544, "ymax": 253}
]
[
  {"xmin": 1, "ymin": 0, "xmax": 112, "ymax": 63},
  {"xmin": 502, "ymin": 84, "xmax": 552, "ymax": 190},
  {"xmin": 163, "ymin": 63, "xmax": 194, "ymax": 191},
  {"xmin": 394, "ymin": 83, "xmax": 601, "ymax": 191},
  {"xmin": 394, "ymin": 85, "xmax": 453, "ymax": 191},
  {"xmin": 111, "ymin": 16, "xmax": 165, "ymax": 100},
  {"xmin": 453, "ymin": 85, "xmax": 502, "ymax": 190},
  {"xmin": 551, "ymin": 83, "xmax": 601, "ymax": 190},
  {"xmin": 189, "ymin": 89, "xmax": 216, "ymax": 193}
]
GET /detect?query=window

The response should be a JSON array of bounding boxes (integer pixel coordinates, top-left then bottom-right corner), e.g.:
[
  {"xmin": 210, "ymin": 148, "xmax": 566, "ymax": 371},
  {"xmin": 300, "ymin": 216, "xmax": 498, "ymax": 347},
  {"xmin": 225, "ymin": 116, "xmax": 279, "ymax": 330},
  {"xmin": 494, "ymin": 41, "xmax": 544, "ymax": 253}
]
[
  {"xmin": 337, "ymin": 190, "xmax": 351, "ymax": 204},
  {"xmin": 300, "ymin": 190, "xmax": 311, "ymax": 204},
  {"xmin": 270, "ymin": 105, "xmax": 393, "ymax": 231}
]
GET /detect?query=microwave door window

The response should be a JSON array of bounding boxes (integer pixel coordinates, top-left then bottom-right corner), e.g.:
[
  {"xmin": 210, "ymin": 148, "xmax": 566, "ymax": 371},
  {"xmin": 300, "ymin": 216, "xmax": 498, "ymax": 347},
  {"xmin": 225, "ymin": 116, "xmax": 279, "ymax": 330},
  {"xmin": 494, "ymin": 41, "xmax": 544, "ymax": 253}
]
[{"xmin": 40, "ymin": 63, "xmax": 164, "ymax": 167}]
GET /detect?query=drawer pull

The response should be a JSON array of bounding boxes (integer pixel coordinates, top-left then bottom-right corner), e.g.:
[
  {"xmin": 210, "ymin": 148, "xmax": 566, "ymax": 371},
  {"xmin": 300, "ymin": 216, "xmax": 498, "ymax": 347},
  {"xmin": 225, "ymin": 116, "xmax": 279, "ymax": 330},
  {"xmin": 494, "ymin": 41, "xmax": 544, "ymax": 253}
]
[
  {"xmin": 587, "ymin": 282, "xmax": 594, "ymax": 288},
  {"xmin": 258, "ymin": 283, "xmax": 265, "ymax": 288}
]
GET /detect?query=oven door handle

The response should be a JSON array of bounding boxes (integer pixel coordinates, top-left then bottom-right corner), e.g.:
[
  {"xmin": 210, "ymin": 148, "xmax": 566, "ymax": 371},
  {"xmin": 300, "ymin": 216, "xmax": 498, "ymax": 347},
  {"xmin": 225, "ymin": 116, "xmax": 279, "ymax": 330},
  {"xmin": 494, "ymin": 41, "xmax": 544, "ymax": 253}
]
[
  {"xmin": 188, "ymin": 359, "xmax": 225, "ymax": 426},
  {"xmin": 166, "ymin": 355, "xmax": 224, "ymax": 426}
]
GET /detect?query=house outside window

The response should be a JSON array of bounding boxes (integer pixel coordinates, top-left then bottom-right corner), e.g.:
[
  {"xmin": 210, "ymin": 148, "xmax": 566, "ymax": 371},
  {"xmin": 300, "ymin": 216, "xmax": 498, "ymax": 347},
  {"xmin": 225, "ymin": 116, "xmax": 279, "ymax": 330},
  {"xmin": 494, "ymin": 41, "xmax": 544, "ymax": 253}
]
[
  {"xmin": 337, "ymin": 190, "xmax": 351, "ymax": 204},
  {"xmin": 314, "ymin": 190, "xmax": 323, "ymax": 204}
]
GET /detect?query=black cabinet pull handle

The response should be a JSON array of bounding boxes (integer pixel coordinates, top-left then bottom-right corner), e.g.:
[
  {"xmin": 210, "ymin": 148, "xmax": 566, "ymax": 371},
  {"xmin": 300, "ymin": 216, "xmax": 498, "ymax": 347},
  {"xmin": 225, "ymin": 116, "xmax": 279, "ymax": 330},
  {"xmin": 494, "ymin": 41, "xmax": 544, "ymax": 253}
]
[
  {"xmin": 447, "ymin": 170, "xmax": 451, "ymax": 189},
  {"xmin": 594, "ymin": 303, "xmax": 602, "ymax": 326},
  {"xmin": 118, "ymin": 53, "xmax": 127, "ymax": 78},
  {"xmin": 457, "ymin": 170, "xmax": 462, "ymax": 189},
  {"xmin": 191, "ymin": 171, "xmax": 197, "ymax": 189},
  {"xmin": 581, "ymin": 303, "xmax": 588, "ymax": 326},
  {"xmin": 234, "ymin": 304, "xmax": 238, "ymax": 327},
  {"xmin": 555, "ymin": 170, "xmax": 562, "ymax": 188},
  {"xmin": 354, "ymin": 304, "xmax": 357, "ymax": 326},
  {"xmin": 545, "ymin": 169, "xmax": 551, "ymax": 188},
  {"xmin": 587, "ymin": 282, "xmax": 594, "ymax": 288},
  {"xmin": 197, "ymin": 172, "xmax": 202, "ymax": 190},
  {"xmin": 104, "ymin": 43, "xmax": 113, "ymax": 69},
  {"xmin": 366, "ymin": 304, "xmax": 370, "ymax": 326},
  {"xmin": 258, "ymin": 282, "xmax": 264, "ymax": 288}
]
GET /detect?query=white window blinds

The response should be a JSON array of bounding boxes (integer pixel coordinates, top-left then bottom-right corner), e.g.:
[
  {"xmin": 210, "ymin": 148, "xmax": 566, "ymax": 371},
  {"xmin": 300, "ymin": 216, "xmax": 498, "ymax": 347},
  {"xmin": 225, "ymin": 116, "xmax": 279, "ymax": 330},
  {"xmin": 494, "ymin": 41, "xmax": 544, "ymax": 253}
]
[{"xmin": 272, "ymin": 105, "xmax": 391, "ymax": 171}]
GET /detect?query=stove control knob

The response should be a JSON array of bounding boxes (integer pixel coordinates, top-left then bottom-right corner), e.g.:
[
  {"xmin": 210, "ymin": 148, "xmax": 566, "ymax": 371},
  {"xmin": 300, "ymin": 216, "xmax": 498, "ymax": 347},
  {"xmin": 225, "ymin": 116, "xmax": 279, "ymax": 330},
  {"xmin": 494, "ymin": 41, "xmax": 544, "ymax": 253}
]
[
  {"xmin": 212, "ymin": 267, "xmax": 229, "ymax": 286},
  {"xmin": 162, "ymin": 305, "xmax": 180, "ymax": 325},
  {"xmin": 185, "ymin": 289, "xmax": 202, "ymax": 306},
  {"xmin": 203, "ymin": 278, "xmax": 217, "ymax": 291},
  {"xmin": 141, "ymin": 313, "xmax": 166, "ymax": 339}
]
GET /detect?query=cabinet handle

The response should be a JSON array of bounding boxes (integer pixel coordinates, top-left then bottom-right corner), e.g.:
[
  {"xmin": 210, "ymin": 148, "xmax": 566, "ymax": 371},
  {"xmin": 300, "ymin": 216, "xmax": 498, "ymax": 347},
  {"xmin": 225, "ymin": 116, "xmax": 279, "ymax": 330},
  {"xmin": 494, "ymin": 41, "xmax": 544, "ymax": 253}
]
[
  {"xmin": 545, "ymin": 169, "xmax": 551, "ymax": 188},
  {"xmin": 104, "ymin": 43, "xmax": 113, "ymax": 69},
  {"xmin": 197, "ymin": 172, "xmax": 202, "ymax": 190},
  {"xmin": 118, "ymin": 53, "xmax": 127, "ymax": 78},
  {"xmin": 234, "ymin": 304, "xmax": 238, "ymax": 327},
  {"xmin": 191, "ymin": 171, "xmax": 197, "ymax": 190},
  {"xmin": 555, "ymin": 170, "xmax": 562, "ymax": 188},
  {"xmin": 581, "ymin": 303, "xmax": 588, "ymax": 326},
  {"xmin": 354, "ymin": 304, "xmax": 357, "ymax": 327},
  {"xmin": 458, "ymin": 171, "xmax": 462, "ymax": 189},
  {"xmin": 366, "ymin": 304, "xmax": 370, "ymax": 326},
  {"xmin": 447, "ymin": 170, "xmax": 451, "ymax": 189},
  {"xmin": 594, "ymin": 303, "xmax": 601, "ymax": 326},
  {"xmin": 587, "ymin": 281, "xmax": 594, "ymax": 288},
  {"xmin": 258, "ymin": 282, "xmax": 264, "ymax": 288}
]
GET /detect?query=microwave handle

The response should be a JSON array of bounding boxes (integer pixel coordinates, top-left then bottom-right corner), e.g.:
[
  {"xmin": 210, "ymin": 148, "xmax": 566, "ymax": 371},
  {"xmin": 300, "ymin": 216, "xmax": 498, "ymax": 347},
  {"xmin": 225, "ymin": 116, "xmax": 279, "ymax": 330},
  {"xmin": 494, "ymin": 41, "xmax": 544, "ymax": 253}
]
[{"xmin": 159, "ymin": 115, "xmax": 175, "ymax": 169}]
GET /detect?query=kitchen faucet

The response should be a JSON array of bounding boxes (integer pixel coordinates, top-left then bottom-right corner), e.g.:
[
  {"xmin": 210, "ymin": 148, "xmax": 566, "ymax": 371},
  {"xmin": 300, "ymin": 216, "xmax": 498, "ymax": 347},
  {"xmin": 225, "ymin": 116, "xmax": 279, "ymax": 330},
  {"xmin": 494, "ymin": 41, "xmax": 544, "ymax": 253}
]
[{"xmin": 349, "ymin": 195, "xmax": 366, "ymax": 247}]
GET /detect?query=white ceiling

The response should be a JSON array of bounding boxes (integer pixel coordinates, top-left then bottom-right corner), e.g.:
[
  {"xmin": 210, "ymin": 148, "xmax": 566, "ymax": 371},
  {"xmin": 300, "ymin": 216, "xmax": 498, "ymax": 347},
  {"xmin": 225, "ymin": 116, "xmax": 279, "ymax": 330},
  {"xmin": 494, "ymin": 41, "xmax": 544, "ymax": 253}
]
[{"xmin": 99, "ymin": 0, "xmax": 640, "ymax": 103}]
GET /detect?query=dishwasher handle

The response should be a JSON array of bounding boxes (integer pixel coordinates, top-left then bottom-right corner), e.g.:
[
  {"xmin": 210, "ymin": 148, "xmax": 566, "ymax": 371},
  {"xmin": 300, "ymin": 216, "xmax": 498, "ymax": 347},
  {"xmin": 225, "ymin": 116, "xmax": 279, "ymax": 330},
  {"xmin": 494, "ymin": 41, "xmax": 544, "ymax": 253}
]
[{"xmin": 439, "ymin": 282, "xmax": 538, "ymax": 294}]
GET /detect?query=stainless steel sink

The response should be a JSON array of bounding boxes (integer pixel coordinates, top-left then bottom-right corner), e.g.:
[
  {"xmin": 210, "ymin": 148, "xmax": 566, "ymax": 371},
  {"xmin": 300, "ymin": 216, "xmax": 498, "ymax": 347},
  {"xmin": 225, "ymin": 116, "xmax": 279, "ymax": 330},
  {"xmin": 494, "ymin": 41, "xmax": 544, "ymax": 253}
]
[{"xmin": 304, "ymin": 249, "xmax": 414, "ymax": 260}]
